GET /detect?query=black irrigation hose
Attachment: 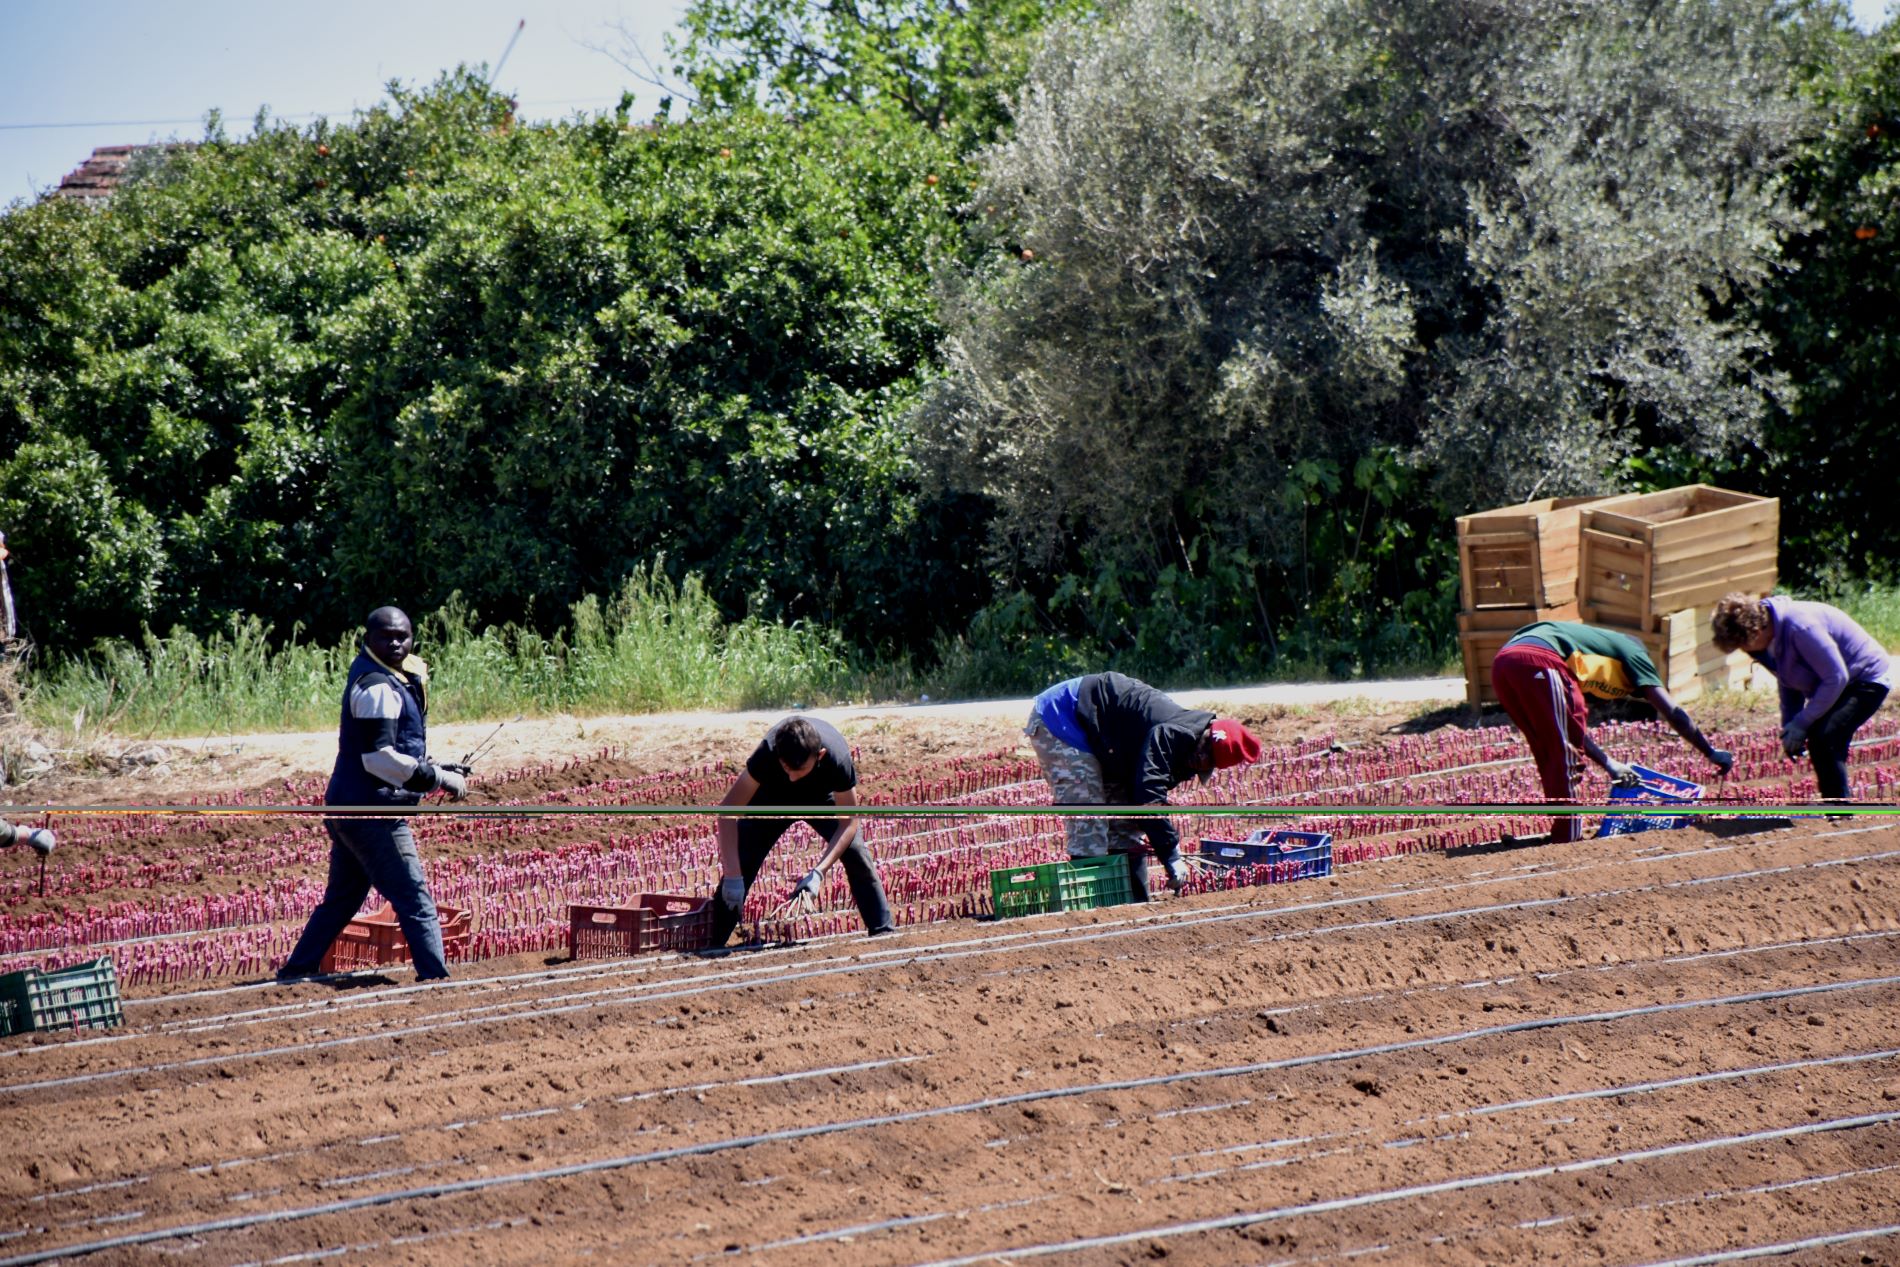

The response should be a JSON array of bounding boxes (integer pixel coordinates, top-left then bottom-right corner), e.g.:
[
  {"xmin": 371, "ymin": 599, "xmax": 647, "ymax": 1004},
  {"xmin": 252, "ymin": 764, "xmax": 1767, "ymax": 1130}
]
[
  {"xmin": 28, "ymin": 941, "xmax": 1898, "ymax": 1216},
  {"xmin": 902, "ymin": 1111, "xmax": 1900, "ymax": 1267},
  {"xmin": 8, "ymin": 841, "xmax": 1897, "ymax": 1095},
  {"xmin": 5, "ymin": 972, "xmax": 1900, "ymax": 1266}
]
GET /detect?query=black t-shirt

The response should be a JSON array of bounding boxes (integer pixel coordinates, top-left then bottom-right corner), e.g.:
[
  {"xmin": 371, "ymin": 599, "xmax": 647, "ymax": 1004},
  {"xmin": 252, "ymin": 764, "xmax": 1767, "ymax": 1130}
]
[{"xmin": 744, "ymin": 716, "xmax": 857, "ymax": 805}]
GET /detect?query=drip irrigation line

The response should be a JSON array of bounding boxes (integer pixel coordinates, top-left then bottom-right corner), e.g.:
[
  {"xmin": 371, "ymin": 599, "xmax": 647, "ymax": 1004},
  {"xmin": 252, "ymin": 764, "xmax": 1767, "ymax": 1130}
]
[
  {"xmin": 11, "ymin": 801, "xmax": 1897, "ymax": 818},
  {"xmin": 1249, "ymin": 1163, "xmax": 1900, "ymax": 1267},
  {"xmin": 6, "ymin": 976, "xmax": 1900, "ymax": 1265},
  {"xmin": 8, "ymin": 840, "xmax": 1893, "ymax": 1086},
  {"xmin": 1630, "ymin": 1224, "xmax": 1900, "ymax": 1266},
  {"xmin": 900, "ymin": 1112, "xmax": 1900, "ymax": 1267},
  {"xmin": 46, "ymin": 942, "xmax": 1899, "ymax": 1216}
]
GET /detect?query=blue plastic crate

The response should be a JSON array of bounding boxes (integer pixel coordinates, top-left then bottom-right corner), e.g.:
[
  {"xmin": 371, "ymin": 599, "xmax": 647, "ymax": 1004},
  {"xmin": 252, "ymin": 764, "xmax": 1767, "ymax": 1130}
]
[
  {"xmin": 1599, "ymin": 764, "xmax": 1702, "ymax": 837},
  {"xmin": 1195, "ymin": 829, "xmax": 1334, "ymax": 881}
]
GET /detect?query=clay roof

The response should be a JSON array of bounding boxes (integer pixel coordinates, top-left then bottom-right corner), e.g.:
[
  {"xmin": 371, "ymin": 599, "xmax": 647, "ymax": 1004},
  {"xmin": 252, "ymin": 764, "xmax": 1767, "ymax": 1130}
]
[{"xmin": 50, "ymin": 143, "xmax": 193, "ymax": 202}]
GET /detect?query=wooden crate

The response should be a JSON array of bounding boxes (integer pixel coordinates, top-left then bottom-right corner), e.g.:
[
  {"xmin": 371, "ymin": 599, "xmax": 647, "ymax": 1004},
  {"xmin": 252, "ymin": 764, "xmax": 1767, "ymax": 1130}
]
[
  {"xmin": 1457, "ymin": 496, "xmax": 1626, "ymax": 611},
  {"xmin": 1578, "ymin": 486, "xmax": 1778, "ymax": 632},
  {"xmin": 1456, "ymin": 601, "xmax": 1578, "ymax": 633},
  {"xmin": 1463, "ymin": 607, "xmax": 1763, "ymax": 711},
  {"xmin": 1460, "ymin": 629, "xmax": 1515, "ymax": 709},
  {"xmin": 1629, "ymin": 606, "xmax": 1766, "ymax": 705}
]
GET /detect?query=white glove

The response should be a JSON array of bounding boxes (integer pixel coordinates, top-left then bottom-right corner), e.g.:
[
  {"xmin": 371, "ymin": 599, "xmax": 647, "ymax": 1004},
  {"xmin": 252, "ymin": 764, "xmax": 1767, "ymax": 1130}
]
[
  {"xmin": 1164, "ymin": 857, "xmax": 1190, "ymax": 893},
  {"xmin": 1605, "ymin": 759, "xmax": 1641, "ymax": 789},
  {"xmin": 791, "ymin": 869, "xmax": 823, "ymax": 901},
  {"xmin": 25, "ymin": 828, "xmax": 54, "ymax": 856},
  {"xmin": 719, "ymin": 874, "xmax": 747, "ymax": 907},
  {"xmin": 433, "ymin": 767, "xmax": 467, "ymax": 800}
]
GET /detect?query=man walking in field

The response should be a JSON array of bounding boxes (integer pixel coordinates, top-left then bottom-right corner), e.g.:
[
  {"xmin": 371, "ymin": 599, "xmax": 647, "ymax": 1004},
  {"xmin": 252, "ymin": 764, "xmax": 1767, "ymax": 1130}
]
[
  {"xmin": 277, "ymin": 606, "xmax": 465, "ymax": 981},
  {"xmin": 708, "ymin": 715, "xmax": 895, "ymax": 947},
  {"xmin": 1026, "ymin": 672, "xmax": 1261, "ymax": 896},
  {"xmin": 1492, "ymin": 619, "xmax": 1733, "ymax": 843}
]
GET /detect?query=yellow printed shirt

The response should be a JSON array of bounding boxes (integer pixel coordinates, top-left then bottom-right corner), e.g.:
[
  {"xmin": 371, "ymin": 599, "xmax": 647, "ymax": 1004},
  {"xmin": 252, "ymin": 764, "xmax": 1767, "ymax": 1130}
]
[{"xmin": 1503, "ymin": 621, "xmax": 1662, "ymax": 701}]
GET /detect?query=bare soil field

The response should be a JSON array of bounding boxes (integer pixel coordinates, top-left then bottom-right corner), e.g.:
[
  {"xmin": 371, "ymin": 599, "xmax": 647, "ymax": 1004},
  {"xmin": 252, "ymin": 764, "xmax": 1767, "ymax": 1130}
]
[{"xmin": 4, "ymin": 695, "xmax": 1898, "ymax": 1266}]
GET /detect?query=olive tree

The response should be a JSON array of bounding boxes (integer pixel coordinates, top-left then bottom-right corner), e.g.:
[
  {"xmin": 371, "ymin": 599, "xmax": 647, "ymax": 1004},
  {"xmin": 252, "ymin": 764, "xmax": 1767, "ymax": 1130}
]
[{"xmin": 918, "ymin": 0, "xmax": 1812, "ymax": 667}]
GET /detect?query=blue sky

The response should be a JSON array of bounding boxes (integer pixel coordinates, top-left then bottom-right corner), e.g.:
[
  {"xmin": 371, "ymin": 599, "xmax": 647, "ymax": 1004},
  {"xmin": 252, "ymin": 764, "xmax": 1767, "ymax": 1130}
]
[
  {"xmin": 2, "ymin": 0, "xmax": 1896, "ymax": 207},
  {"xmin": 0, "ymin": 0, "xmax": 689, "ymax": 206}
]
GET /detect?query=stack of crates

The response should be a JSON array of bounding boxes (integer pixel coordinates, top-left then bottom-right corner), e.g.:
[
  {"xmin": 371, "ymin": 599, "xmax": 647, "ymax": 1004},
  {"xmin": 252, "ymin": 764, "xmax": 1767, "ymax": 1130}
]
[
  {"xmin": 1457, "ymin": 496, "xmax": 1619, "ymax": 709},
  {"xmin": 0, "ymin": 957, "xmax": 123, "ymax": 1037},
  {"xmin": 989, "ymin": 855, "xmax": 1137, "ymax": 920},
  {"xmin": 1577, "ymin": 485, "xmax": 1778, "ymax": 703}
]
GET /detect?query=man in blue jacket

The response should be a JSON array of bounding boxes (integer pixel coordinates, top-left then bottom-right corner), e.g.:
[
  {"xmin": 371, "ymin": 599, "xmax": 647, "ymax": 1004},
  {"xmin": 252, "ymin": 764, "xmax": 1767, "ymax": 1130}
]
[
  {"xmin": 1027, "ymin": 672, "xmax": 1261, "ymax": 895},
  {"xmin": 277, "ymin": 607, "xmax": 465, "ymax": 981}
]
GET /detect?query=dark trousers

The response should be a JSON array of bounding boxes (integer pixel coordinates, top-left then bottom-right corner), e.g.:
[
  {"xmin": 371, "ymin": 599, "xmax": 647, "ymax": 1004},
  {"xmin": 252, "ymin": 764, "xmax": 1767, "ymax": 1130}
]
[
  {"xmin": 1806, "ymin": 681, "xmax": 1889, "ymax": 803},
  {"xmin": 708, "ymin": 813, "xmax": 895, "ymax": 946},
  {"xmin": 280, "ymin": 817, "xmax": 448, "ymax": 979}
]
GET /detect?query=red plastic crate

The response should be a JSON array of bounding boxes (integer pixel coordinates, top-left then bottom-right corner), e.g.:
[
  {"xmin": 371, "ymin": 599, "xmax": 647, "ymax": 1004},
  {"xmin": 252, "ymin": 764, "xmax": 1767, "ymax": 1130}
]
[
  {"xmin": 320, "ymin": 904, "xmax": 471, "ymax": 973},
  {"xmin": 635, "ymin": 893, "xmax": 711, "ymax": 953},
  {"xmin": 568, "ymin": 903, "xmax": 646, "ymax": 960}
]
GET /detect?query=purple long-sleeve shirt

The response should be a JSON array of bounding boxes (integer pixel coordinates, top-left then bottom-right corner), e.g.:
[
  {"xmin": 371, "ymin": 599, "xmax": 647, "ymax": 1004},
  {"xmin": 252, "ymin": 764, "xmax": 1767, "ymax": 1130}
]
[{"xmin": 1759, "ymin": 596, "xmax": 1895, "ymax": 733}]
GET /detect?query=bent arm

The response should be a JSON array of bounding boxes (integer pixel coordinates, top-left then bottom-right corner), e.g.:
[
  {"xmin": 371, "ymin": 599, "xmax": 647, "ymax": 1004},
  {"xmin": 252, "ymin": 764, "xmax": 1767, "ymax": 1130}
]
[
  {"xmin": 812, "ymin": 788, "xmax": 863, "ymax": 872},
  {"xmin": 716, "ymin": 771, "xmax": 760, "ymax": 878},
  {"xmin": 351, "ymin": 680, "xmax": 440, "ymax": 793},
  {"xmin": 1786, "ymin": 630, "xmax": 1850, "ymax": 734},
  {"xmin": 1134, "ymin": 736, "xmax": 1182, "ymax": 858},
  {"xmin": 1642, "ymin": 686, "xmax": 1724, "ymax": 765},
  {"xmin": 1574, "ymin": 728, "xmax": 1616, "ymax": 773}
]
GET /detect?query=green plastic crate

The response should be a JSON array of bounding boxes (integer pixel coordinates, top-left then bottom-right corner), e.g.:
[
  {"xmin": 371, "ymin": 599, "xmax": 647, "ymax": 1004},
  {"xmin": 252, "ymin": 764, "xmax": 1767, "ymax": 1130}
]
[
  {"xmin": 989, "ymin": 855, "xmax": 1138, "ymax": 919},
  {"xmin": 1064, "ymin": 855, "xmax": 1138, "ymax": 910},
  {"xmin": 0, "ymin": 957, "xmax": 123, "ymax": 1037}
]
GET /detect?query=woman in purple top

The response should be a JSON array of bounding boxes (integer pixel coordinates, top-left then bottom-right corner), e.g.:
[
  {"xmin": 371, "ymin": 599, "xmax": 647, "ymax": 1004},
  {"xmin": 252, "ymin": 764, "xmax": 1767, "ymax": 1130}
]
[{"xmin": 1711, "ymin": 592, "xmax": 1894, "ymax": 804}]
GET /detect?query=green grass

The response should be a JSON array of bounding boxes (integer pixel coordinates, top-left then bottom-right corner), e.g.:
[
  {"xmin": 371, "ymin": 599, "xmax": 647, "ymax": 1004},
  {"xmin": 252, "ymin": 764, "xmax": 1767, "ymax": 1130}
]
[
  {"xmin": 1831, "ymin": 581, "xmax": 1900, "ymax": 650},
  {"xmin": 25, "ymin": 568, "xmax": 861, "ymax": 739},
  {"xmin": 51, "ymin": 574, "xmax": 1886, "ymax": 746}
]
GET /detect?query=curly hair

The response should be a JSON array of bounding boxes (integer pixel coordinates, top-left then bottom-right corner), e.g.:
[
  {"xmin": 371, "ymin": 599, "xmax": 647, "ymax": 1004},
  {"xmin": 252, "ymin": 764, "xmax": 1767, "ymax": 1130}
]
[{"xmin": 1709, "ymin": 592, "xmax": 1770, "ymax": 653}]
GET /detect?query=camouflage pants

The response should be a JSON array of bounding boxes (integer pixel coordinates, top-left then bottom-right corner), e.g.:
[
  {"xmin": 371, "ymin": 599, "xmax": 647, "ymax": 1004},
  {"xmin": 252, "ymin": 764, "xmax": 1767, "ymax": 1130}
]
[{"xmin": 1025, "ymin": 712, "xmax": 1151, "ymax": 859}]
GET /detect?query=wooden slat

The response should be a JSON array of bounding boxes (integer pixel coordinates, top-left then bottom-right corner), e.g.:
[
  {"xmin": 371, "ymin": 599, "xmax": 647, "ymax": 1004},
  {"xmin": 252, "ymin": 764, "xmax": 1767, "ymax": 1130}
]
[
  {"xmin": 1651, "ymin": 566, "xmax": 1778, "ymax": 616},
  {"xmin": 1583, "ymin": 603, "xmax": 1649, "ymax": 631},
  {"xmin": 1649, "ymin": 504, "xmax": 1778, "ymax": 559},
  {"xmin": 1651, "ymin": 543, "xmax": 1779, "ymax": 592},
  {"xmin": 1581, "ymin": 528, "xmax": 1646, "ymax": 563},
  {"xmin": 1650, "ymin": 526, "xmax": 1778, "ymax": 582},
  {"xmin": 1456, "ymin": 601, "xmax": 1580, "ymax": 632}
]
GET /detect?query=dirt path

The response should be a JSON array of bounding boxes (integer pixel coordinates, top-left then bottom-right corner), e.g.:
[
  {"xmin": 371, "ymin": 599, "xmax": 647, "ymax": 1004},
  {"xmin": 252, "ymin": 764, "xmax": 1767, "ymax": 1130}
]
[{"xmin": 17, "ymin": 676, "xmax": 1488, "ymax": 805}]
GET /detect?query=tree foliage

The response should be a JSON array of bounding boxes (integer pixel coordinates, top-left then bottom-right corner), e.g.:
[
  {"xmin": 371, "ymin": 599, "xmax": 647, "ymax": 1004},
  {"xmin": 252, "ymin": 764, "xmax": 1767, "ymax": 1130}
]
[
  {"xmin": 1744, "ymin": 14, "xmax": 1900, "ymax": 587},
  {"xmin": 665, "ymin": 0, "xmax": 1092, "ymax": 148},
  {"xmin": 0, "ymin": 72, "xmax": 982, "ymax": 653},
  {"xmin": 918, "ymin": 0, "xmax": 1816, "ymax": 671}
]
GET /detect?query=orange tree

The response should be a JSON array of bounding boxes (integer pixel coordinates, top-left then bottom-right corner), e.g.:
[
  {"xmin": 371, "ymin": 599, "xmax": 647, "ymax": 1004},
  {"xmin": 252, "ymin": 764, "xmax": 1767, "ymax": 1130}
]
[{"xmin": 0, "ymin": 72, "xmax": 985, "ymax": 654}]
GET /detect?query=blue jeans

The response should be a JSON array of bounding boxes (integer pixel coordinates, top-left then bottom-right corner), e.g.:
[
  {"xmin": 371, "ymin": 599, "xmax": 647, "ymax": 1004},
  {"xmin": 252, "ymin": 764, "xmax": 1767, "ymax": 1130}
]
[{"xmin": 280, "ymin": 816, "xmax": 449, "ymax": 979}]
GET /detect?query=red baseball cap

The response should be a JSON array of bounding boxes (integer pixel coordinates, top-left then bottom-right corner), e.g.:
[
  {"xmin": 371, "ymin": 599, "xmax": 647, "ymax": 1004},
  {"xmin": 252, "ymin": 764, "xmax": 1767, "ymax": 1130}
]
[{"xmin": 1208, "ymin": 719, "xmax": 1261, "ymax": 768}]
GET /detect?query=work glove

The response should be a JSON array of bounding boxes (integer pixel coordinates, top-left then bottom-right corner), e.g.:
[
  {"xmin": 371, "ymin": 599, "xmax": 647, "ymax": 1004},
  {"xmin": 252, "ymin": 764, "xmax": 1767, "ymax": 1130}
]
[
  {"xmin": 718, "ymin": 874, "xmax": 747, "ymax": 908},
  {"xmin": 1708, "ymin": 748, "xmax": 1735, "ymax": 777},
  {"xmin": 1605, "ymin": 759, "xmax": 1642, "ymax": 789},
  {"xmin": 433, "ymin": 766, "xmax": 467, "ymax": 800},
  {"xmin": 1780, "ymin": 723, "xmax": 1809, "ymax": 760},
  {"xmin": 790, "ymin": 869, "xmax": 823, "ymax": 902},
  {"xmin": 1164, "ymin": 856, "xmax": 1190, "ymax": 894}
]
